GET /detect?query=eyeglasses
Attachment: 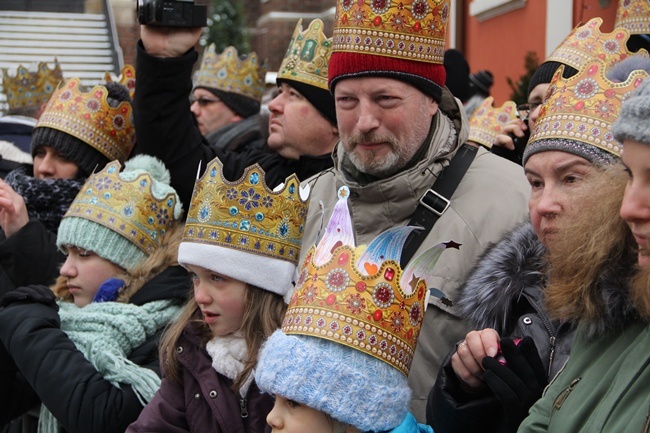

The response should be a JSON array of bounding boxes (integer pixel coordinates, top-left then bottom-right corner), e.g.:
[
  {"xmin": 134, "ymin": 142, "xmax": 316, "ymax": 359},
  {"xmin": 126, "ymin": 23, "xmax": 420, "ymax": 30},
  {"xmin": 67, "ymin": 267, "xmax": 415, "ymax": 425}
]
[
  {"xmin": 516, "ymin": 102, "xmax": 542, "ymax": 120},
  {"xmin": 189, "ymin": 96, "xmax": 222, "ymax": 107}
]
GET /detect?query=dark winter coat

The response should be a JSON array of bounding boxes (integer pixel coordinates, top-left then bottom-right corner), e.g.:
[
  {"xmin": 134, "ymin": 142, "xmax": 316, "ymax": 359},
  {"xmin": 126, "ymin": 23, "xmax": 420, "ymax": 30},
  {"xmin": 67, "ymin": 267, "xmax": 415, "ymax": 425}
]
[
  {"xmin": 132, "ymin": 41, "xmax": 333, "ymax": 209},
  {"xmin": 427, "ymin": 223, "xmax": 575, "ymax": 433},
  {"xmin": 126, "ymin": 322, "xmax": 272, "ymax": 433}
]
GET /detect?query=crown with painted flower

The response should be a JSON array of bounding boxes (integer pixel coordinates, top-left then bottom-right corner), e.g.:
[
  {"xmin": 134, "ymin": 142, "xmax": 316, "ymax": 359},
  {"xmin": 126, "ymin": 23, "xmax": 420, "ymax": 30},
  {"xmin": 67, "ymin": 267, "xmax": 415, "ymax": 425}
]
[
  {"xmin": 104, "ymin": 65, "xmax": 136, "ymax": 99},
  {"xmin": 616, "ymin": 0, "xmax": 650, "ymax": 35},
  {"xmin": 36, "ymin": 78, "xmax": 135, "ymax": 163},
  {"xmin": 329, "ymin": 0, "xmax": 451, "ymax": 101},
  {"xmin": 468, "ymin": 97, "xmax": 518, "ymax": 149},
  {"xmin": 546, "ymin": 18, "xmax": 648, "ymax": 72},
  {"xmin": 178, "ymin": 158, "xmax": 310, "ymax": 296},
  {"xmin": 194, "ymin": 44, "xmax": 266, "ymax": 103},
  {"xmin": 279, "ymin": 19, "xmax": 332, "ymax": 91},
  {"xmin": 283, "ymin": 186, "xmax": 451, "ymax": 376},
  {"xmin": 2, "ymin": 59, "xmax": 63, "ymax": 111},
  {"xmin": 525, "ymin": 58, "xmax": 649, "ymax": 165},
  {"xmin": 58, "ymin": 156, "xmax": 183, "ymax": 271}
]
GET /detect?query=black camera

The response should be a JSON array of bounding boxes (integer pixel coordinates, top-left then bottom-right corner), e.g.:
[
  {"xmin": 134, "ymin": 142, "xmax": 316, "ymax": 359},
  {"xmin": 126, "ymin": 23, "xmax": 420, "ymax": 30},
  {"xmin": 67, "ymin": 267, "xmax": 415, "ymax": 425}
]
[{"xmin": 137, "ymin": 0, "xmax": 207, "ymax": 27}]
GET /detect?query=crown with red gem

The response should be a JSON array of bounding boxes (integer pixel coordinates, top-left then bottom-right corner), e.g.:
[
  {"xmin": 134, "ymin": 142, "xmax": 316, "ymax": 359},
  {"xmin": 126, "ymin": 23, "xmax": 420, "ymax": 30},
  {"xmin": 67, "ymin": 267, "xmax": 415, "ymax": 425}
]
[
  {"xmin": 2, "ymin": 59, "xmax": 63, "ymax": 111},
  {"xmin": 546, "ymin": 18, "xmax": 648, "ymax": 72},
  {"xmin": 194, "ymin": 44, "xmax": 267, "ymax": 102},
  {"xmin": 35, "ymin": 77, "xmax": 135, "ymax": 163},
  {"xmin": 284, "ymin": 186, "xmax": 452, "ymax": 376},
  {"xmin": 104, "ymin": 64, "xmax": 136, "ymax": 99},
  {"xmin": 468, "ymin": 97, "xmax": 518, "ymax": 149},
  {"xmin": 332, "ymin": 0, "xmax": 450, "ymax": 65},
  {"xmin": 278, "ymin": 19, "xmax": 333, "ymax": 91},
  {"xmin": 616, "ymin": 0, "xmax": 650, "ymax": 35},
  {"xmin": 529, "ymin": 57, "xmax": 649, "ymax": 157}
]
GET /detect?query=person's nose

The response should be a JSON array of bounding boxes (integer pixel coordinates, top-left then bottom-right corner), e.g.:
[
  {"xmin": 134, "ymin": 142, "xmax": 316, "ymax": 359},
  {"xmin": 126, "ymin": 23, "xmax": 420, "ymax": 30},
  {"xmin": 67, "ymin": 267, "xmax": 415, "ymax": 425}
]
[{"xmin": 59, "ymin": 255, "xmax": 77, "ymax": 279}]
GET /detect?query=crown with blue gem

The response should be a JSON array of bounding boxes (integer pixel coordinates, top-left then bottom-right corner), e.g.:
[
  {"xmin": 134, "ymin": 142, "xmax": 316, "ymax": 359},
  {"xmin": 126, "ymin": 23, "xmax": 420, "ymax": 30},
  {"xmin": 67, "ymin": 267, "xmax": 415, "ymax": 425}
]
[
  {"xmin": 178, "ymin": 158, "xmax": 310, "ymax": 296},
  {"xmin": 2, "ymin": 59, "xmax": 63, "ymax": 111}
]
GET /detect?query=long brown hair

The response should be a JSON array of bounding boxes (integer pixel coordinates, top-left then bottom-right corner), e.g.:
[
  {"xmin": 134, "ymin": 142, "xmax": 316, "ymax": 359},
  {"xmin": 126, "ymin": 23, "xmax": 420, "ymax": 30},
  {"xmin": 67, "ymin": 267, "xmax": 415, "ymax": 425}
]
[{"xmin": 160, "ymin": 282, "xmax": 286, "ymax": 393}]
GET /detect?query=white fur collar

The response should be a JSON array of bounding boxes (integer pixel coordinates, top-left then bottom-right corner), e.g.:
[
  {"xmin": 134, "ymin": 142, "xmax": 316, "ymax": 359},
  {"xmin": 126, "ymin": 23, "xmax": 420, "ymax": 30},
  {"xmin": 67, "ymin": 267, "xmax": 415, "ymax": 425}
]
[{"xmin": 205, "ymin": 332, "xmax": 254, "ymax": 398}]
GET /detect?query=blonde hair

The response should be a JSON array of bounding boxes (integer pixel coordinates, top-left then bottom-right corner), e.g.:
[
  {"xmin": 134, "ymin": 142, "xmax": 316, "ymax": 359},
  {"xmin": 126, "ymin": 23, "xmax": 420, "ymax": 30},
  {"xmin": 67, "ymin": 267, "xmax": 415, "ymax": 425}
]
[{"xmin": 160, "ymin": 282, "xmax": 286, "ymax": 393}]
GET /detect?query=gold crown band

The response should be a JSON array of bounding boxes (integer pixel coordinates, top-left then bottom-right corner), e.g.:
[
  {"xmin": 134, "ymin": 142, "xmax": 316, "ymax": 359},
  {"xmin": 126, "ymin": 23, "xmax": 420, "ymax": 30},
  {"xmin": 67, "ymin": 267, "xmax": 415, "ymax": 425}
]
[
  {"xmin": 468, "ymin": 97, "xmax": 518, "ymax": 149},
  {"xmin": 2, "ymin": 59, "xmax": 63, "ymax": 110}
]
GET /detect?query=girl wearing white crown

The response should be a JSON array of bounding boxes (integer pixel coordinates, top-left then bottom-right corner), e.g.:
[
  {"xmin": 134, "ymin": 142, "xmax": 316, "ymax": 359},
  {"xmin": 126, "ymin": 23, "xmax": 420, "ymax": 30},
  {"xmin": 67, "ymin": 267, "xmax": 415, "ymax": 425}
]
[
  {"xmin": 0, "ymin": 155, "xmax": 186, "ymax": 433},
  {"xmin": 127, "ymin": 158, "xmax": 310, "ymax": 433}
]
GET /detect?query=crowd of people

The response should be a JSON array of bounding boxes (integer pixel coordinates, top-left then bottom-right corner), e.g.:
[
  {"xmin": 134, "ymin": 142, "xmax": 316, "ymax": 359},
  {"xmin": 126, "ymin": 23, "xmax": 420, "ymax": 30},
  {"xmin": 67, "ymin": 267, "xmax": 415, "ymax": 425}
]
[{"xmin": 0, "ymin": 0, "xmax": 649, "ymax": 432}]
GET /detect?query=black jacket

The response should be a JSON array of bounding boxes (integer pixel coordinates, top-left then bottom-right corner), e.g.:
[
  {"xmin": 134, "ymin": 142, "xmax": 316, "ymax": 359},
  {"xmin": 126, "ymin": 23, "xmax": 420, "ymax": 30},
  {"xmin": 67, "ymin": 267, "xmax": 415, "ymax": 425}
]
[
  {"xmin": 132, "ymin": 41, "xmax": 333, "ymax": 209},
  {"xmin": 426, "ymin": 223, "xmax": 575, "ymax": 433},
  {"xmin": 0, "ymin": 265, "xmax": 189, "ymax": 433}
]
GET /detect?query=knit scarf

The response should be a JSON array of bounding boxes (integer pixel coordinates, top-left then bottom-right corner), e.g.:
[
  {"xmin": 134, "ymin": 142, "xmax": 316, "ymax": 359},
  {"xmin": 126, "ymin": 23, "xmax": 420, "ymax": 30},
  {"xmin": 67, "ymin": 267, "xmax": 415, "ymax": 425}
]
[
  {"xmin": 4, "ymin": 165, "xmax": 84, "ymax": 234},
  {"xmin": 38, "ymin": 299, "xmax": 182, "ymax": 433},
  {"xmin": 205, "ymin": 332, "xmax": 254, "ymax": 398}
]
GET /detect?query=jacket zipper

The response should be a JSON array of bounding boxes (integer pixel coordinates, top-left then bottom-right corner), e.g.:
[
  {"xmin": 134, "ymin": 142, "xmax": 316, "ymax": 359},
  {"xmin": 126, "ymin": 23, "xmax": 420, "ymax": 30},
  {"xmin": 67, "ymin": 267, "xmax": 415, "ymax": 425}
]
[
  {"xmin": 523, "ymin": 292, "xmax": 558, "ymax": 377},
  {"xmin": 240, "ymin": 397, "xmax": 249, "ymax": 418},
  {"xmin": 551, "ymin": 377, "xmax": 581, "ymax": 415}
]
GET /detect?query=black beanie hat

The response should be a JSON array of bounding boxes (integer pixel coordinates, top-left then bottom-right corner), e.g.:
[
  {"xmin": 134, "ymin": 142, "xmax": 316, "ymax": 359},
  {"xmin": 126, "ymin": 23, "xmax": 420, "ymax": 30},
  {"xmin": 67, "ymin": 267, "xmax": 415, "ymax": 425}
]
[
  {"xmin": 278, "ymin": 79, "xmax": 336, "ymax": 125},
  {"xmin": 203, "ymin": 88, "xmax": 260, "ymax": 118},
  {"xmin": 469, "ymin": 70, "xmax": 494, "ymax": 95},
  {"xmin": 443, "ymin": 49, "xmax": 471, "ymax": 102},
  {"xmin": 528, "ymin": 61, "xmax": 578, "ymax": 96}
]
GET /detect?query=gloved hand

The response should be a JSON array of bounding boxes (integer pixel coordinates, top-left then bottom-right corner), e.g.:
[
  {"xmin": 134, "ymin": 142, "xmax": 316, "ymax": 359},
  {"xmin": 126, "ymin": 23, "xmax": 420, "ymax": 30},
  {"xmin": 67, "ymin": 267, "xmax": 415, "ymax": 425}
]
[
  {"xmin": 0, "ymin": 285, "xmax": 58, "ymax": 311},
  {"xmin": 482, "ymin": 336, "xmax": 547, "ymax": 433},
  {"xmin": 92, "ymin": 278, "xmax": 125, "ymax": 303}
]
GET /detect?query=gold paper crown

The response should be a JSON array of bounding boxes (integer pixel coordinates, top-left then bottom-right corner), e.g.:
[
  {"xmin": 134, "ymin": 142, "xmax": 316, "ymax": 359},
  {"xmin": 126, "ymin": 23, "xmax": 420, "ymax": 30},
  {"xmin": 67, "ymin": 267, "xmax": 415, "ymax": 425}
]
[
  {"xmin": 278, "ymin": 19, "xmax": 333, "ymax": 91},
  {"xmin": 529, "ymin": 58, "xmax": 649, "ymax": 157},
  {"xmin": 616, "ymin": 0, "xmax": 650, "ymax": 35},
  {"xmin": 283, "ymin": 187, "xmax": 451, "ymax": 376},
  {"xmin": 194, "ymin": 45, "xmax": 267, "ymax": 102},
  {"xmin": 468, "ymin": 97, "xmax": 518, "ymax": 149},
  {"xmin": 2, "ymin": 59, "xmax": 63, "ymax": 111},
  {"xmin": 546, "ymin": 18, "xmax": 648, "ymax": 72},
  {"xmin": 36, "ymin": 78, "xmax": 135, "ymax": 163},
  {"xmin": 182, "ymin": 158, "xmax": 309, "ymax": 265},
  {"xmin": 332, "ymin": 0, "xmax": 450, "ymax": 64},
  {"xmin": 64, "ymin": 160, "xmax": 181, "ymax": 255},
  {"xmin": 104, "ymin": 65, "xmax": 136, "ymax": 99}
]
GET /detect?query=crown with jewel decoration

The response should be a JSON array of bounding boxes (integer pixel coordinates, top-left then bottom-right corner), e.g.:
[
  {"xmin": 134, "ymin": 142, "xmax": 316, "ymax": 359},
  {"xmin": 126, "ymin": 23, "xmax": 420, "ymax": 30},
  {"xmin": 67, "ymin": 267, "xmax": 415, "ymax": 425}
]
[
  {"xmin": 63, "ymin": 160, "xmax": 182, "ymax": 256},
  {"xmin": 104, "ymin": 65, "xmax": 136, "ymax": 99},
  {"xmin": 332, "ymin": 0, "xmax": 450, "ymax": 65},
  {"xmin": 2, "ymin": 59, "xmax": 63, "ymax": 111},
  {"xmin": 468, "ymin": 97, "xmax": 518, "ymax": 149},
  {"xmin": 35, "ymin": 78, "xmax": 135, "ymax": 163},
  {"xmin": 194, "ymin": 44, "xmax": 267, "ymax": 102},
  {"xmin": 529, "ymin": 57, "xmax": 649, "ymax": 157},
  {"xmin": 546, "ymin": 18, "xmax": 648, "ymax": 72},
  {"xmin": 616, "ymin": 0, "xmax": 650, "ymax": 35},
  {"xmin": 278, "ymin": 19, "xmax": 333, "ymax": 91},
  {"xmin": 284, "ymin": 186, "xmax": 452, "ymax": 376}
]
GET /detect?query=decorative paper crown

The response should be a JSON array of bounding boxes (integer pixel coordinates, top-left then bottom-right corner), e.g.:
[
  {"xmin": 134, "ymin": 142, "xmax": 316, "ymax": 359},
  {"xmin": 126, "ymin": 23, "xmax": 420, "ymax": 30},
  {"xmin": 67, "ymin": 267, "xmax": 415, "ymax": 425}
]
[
  {"xmin": 182, "ymin": 158, "xmax": 309, "ymax": 266},
  {"xmin": 104, "ymin": 64, "xmax": 136, "ymax": 99},
  {"xmin": 194, "ymin": 44, "xmax": 266, "ymax": 102},
  {"xmin": 332, "ymin": 0, "xmax": 450, "ymax": 65},
  {"xmin": 36, "ymin": 78, "xmax": 135, "ymax": 163},
  {"xmin": 546, "ymin": 18, "xmax": 648, "ymax": 72},
  {"xmin": 284, "ymin": 187, "xmax": 452, "ymax": 376},
  {"xmin": 2, "ymin": 59, "xmax": 63, "ymax": 111},
  {"xmin": 468, "ymin": 97, "xmax": 518, "ymax": 149},
  {"xmin": 278, "ymin": 19, "xmax": 332, "ymax": 91},
  {"xmin": 529, "ymin": 58, "xmax": 649, "ymax": 157},
  {"xmin": 63, "ymin": 160, "xmax": 181, "ymax": 256},
  {"xmin": 616, "ymin": 0, "xmax": 650, "ymax": 35}
]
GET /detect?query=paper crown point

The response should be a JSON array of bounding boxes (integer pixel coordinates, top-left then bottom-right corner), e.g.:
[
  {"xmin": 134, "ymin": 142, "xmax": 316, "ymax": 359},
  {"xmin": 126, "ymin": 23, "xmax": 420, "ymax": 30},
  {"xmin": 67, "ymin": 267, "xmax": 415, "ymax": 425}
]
[
  {"xmin": 104, "ymin": 65, "xmax": 136, "ymax": 99},
  {"xmin": 332, "ymin": 0, "xmax": 450, "ymax": 65},
  {"xmin": 284, "ymin": 187, "xmax": 453, "ymax": 376},
  {"xmin": 468, "ymin": 97, "xmax": 518, "ymax": 149},
  {"xmin": 64, "ymin": 160, "xmax": 182, "ymax": 256},
  {"xmin": 547, "ymin": 17, "xmax": 649, "ymax": 72},
  {"xmin": 194, "ymin": 44, "xmax": 267, "ymax": 102},
  {"xmin": 278, "ymin": 19, "xmax": 333, "ymax": 91},
  {"xmin": 530, "ymin": 57, "xmax": 649, "ymax": 157},
  {"xmin": 35, "ymin": 78, "xmax": 135, "ymax": 163},
  {"xmin": 2, "ymin": 59, "xmax": 63, "ymax": 111},
  {"xmin": 616, "ymin": 0, "xmax": 650, "ymax": 35},
  {"xmin": 182, "ymin": 158, "xmax": 310, "ymax": 266}
]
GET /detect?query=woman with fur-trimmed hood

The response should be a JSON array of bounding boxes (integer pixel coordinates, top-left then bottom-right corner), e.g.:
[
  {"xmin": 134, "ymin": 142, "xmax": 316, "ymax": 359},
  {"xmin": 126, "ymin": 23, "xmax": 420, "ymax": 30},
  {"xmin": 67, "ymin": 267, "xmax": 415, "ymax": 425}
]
[{"xmin": 0, "ymin": 155, "xmax": 188, "ymax": 433}]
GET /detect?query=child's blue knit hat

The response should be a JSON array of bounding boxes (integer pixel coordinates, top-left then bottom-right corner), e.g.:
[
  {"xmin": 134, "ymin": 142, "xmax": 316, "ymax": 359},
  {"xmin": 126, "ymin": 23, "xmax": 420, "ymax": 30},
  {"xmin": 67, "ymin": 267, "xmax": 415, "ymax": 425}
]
[{"xmin": 57, "ymin": 155, "xmax": 183, "ymax": 271}]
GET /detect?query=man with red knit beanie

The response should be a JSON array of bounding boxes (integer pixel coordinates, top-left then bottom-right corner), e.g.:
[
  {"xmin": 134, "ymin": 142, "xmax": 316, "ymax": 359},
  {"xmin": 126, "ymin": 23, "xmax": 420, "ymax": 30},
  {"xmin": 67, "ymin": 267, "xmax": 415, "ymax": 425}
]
[{"xmin": 299, "ymin": 0, "xmax": 530, "ymax": 423}]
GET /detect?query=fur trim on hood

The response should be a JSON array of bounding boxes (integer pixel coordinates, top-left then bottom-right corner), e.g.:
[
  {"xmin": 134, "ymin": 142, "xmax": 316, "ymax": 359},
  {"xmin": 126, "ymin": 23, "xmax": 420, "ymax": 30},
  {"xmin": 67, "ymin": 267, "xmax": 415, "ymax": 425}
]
[{"xmin": 457, "ymin": 222, "xmax": 547, "ymax": 334}]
